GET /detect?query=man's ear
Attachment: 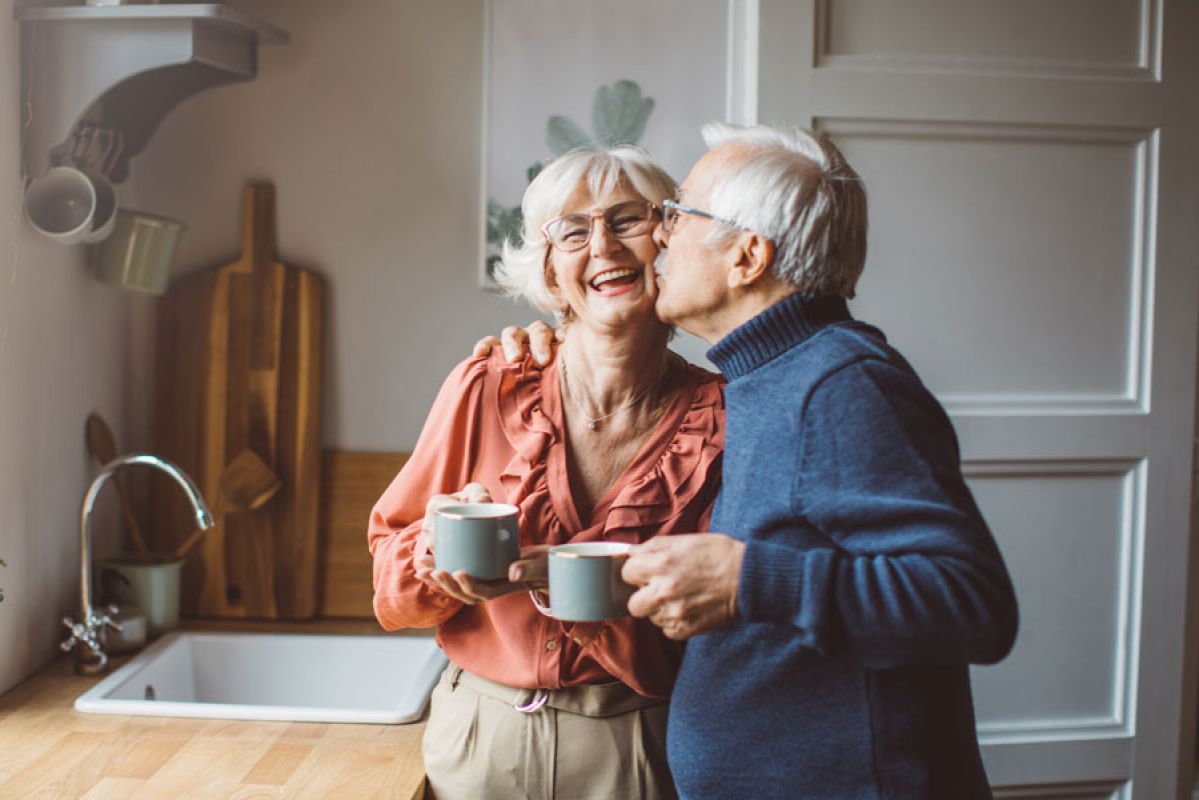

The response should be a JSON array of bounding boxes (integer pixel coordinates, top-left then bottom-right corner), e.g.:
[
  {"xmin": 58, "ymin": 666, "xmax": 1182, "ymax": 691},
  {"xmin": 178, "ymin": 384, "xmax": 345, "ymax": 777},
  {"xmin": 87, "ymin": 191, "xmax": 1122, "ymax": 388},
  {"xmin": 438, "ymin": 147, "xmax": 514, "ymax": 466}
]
[{"xmin": 726, "ymin": 233, "xmax": 776, "ymax": 289}]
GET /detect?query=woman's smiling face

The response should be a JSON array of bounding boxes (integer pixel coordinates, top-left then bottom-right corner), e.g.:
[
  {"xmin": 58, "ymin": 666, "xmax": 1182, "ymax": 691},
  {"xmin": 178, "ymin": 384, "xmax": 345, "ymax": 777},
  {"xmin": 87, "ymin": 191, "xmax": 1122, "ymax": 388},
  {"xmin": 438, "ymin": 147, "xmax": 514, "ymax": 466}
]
[{"xmin": 544, "ymin": 178, "xmax": 661, "ymax": 331}]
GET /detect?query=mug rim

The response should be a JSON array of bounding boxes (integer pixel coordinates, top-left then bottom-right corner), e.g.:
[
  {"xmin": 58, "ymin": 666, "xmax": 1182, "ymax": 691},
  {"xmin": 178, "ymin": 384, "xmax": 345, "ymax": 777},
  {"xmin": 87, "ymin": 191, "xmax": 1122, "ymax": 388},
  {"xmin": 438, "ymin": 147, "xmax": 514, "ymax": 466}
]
[
  {"xmin": 24, "ymin": 165, "xmax": 97, "ymax": 240},
  {"xmin": 551, "ymin": 541, "xmax": 632, "ymax": 559},
  {"xmin": 436, "ymin": 502, "xmax": 520, "ymax": 520},
  {"xmin": 116, "ymin": 208, "xmax": 187, "ymax": 231},
  {"xmin": 101, "ymin": 558, "xmax": 185, "ymax": 570}
]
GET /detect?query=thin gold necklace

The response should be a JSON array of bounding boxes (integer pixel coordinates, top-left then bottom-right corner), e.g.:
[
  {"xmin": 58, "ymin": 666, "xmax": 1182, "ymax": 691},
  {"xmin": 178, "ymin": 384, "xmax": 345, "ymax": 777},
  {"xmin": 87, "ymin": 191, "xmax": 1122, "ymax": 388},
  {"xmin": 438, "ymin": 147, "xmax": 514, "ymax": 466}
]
[{"xmin": 560, "ymin": 355, "xmax": 669, "ymax": 431}]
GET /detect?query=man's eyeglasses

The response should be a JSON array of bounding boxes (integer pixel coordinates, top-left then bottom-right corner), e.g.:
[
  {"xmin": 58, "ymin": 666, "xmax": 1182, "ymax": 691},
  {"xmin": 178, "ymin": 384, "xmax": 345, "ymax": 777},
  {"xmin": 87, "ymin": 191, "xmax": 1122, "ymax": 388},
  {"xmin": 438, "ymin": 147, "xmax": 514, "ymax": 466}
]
[
  {"xmin": 660, "ymin": 198, "xmax": 747, "ymax": 234},
  {"xmin": 541, "ymin": 201, "xmax": 659, "ymax": 252}
]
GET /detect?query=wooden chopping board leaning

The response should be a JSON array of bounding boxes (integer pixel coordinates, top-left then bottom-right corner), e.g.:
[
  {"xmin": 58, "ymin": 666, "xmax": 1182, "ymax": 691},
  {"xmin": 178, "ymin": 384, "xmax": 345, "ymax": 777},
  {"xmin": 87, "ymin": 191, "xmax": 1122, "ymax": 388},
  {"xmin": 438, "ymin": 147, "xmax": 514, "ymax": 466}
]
[{"xmin": 150, "ymin": 182, "xmax": 325, "ymax": 619}]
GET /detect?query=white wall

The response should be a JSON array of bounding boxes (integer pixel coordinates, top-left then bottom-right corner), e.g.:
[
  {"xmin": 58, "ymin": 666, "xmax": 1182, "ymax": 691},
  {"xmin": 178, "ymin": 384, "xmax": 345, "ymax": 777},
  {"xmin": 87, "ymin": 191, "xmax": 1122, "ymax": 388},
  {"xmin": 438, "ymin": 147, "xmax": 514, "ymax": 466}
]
[
  {"xmin": 0, "ymin": 1, "xmax": 129, "ymax": 694},
  {"xmin": 124, "ymin": 0, "xmax": 545, "ymax": 453}
]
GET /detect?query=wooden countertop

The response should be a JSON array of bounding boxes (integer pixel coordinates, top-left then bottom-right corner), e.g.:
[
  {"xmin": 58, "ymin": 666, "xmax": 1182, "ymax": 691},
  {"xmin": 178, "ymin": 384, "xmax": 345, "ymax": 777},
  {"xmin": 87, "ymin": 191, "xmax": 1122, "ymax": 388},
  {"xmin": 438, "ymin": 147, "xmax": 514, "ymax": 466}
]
[{"xmin": 0, "ymin": 620, "xmax": 429, "ymax": 799}]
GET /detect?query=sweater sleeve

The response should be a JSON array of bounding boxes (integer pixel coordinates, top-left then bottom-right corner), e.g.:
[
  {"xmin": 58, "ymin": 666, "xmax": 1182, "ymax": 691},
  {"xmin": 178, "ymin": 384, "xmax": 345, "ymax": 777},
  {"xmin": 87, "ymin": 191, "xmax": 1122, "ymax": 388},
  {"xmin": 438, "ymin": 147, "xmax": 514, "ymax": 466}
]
[
  {"xmin": 737, "ymin": 358, "xmax": 1019, "ymax": 668},
  {"xmin": 368, "ymin": 355, "xmax": 493, "ymax": 631}
]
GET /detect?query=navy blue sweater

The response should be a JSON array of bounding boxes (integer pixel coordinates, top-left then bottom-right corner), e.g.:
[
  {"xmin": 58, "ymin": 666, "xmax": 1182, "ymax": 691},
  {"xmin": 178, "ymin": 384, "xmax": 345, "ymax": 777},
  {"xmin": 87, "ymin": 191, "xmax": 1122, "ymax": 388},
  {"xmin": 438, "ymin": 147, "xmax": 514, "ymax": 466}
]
[{"xmin": 668, "ymin": 294, "xmax": 1019, "ymax": 800}]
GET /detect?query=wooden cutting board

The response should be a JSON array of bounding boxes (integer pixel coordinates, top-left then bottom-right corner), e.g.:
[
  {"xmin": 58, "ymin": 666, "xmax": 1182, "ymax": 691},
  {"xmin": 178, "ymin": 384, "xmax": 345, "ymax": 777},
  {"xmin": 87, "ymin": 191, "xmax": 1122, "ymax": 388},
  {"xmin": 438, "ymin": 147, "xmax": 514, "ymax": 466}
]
[
  {"xmin": 151, "ymin": 182, "xmax": 325, "ymax": 619},
  {"xmin": 319, "ymin": 451, "xmax": 410, "ymax": 618}
]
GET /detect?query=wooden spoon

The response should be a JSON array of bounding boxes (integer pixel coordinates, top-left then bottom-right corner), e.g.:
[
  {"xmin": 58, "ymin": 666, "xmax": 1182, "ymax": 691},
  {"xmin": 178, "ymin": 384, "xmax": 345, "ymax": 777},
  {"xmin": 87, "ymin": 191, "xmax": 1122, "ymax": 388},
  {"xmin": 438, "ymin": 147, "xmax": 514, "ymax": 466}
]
[
  {"xmin": 84, "ymin": 413, "xmax": 153, "ymax": 561},
  {"xmin": 171, "ymin": 448, "xmax": 281, "ymax": 561}
]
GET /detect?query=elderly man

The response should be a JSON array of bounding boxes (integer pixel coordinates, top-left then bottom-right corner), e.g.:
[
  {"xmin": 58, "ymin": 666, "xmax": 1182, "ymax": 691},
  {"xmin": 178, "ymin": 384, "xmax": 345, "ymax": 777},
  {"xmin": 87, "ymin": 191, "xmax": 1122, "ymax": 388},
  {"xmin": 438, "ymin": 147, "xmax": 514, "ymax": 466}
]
[{"xmin": 484, "ymin": 122, "xmax": 1019, "ymax": 799}]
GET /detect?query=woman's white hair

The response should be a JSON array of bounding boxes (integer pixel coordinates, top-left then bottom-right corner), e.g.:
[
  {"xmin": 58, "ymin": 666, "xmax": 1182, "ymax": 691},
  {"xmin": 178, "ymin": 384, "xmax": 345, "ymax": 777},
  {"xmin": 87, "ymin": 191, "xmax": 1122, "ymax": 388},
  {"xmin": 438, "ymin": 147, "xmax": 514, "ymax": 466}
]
[
  {"xmin": 700, "ymin": 122, "xmax": 867, "ymax": 298},
  {"xmin": 492, "ymin": 146, "xmax": 676, "ymax": 314}
]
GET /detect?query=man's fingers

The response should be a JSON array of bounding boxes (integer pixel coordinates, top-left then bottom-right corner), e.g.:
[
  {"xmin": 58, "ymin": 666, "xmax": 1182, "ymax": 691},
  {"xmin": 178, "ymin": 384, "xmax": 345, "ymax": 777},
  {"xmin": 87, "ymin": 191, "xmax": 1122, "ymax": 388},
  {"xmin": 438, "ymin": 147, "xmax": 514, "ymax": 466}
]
[
  {"xmin": 626, "ymin": 583, "xmax": 662, "ymax": 619},
  {"xmin": 472, "ymin": 335, "xmax": 501, "ymax": 358},
  {"xmin": 621, "ymin": 548, "xmax": 666, "ymax": 587},
  {"xmin": 655, "ymin": 616, "xmax": 691, "ymax": 641},
  {"xmin": 527, "ymin": 320, "xmax": 557, "ymax": 366},
  {"xmin": 500, "ymin": 326, "xmax": 530, "ymax": 363}
]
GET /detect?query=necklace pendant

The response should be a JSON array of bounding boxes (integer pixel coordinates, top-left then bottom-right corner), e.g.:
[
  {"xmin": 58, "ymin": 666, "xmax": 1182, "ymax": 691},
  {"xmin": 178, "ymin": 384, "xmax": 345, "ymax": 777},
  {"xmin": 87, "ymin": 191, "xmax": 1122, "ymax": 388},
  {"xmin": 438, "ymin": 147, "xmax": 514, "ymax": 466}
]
[{"xmin": 587, "ymin": 419, "xmax": 598, "ymax": 431}]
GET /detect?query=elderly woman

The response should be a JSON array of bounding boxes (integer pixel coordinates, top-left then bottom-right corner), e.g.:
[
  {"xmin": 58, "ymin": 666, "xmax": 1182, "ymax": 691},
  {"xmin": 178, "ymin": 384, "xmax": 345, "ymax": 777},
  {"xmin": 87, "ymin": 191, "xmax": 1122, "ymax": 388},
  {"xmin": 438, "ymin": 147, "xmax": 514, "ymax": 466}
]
[{"xmin": 369, "ymin": 145, "xmax": 725, "ymax": 800}]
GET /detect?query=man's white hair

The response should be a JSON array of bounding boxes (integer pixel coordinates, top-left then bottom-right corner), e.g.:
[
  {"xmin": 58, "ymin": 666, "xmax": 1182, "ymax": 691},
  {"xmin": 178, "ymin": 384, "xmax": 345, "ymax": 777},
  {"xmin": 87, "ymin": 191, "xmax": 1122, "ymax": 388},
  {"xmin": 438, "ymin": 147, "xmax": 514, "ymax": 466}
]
[
  {"xmin": 493, "ymin": 146, "xmax": 676, "ymax": 314},
  {"xmin": 700, "ymin": 122, "xmax": 867, "ymax": 298}
]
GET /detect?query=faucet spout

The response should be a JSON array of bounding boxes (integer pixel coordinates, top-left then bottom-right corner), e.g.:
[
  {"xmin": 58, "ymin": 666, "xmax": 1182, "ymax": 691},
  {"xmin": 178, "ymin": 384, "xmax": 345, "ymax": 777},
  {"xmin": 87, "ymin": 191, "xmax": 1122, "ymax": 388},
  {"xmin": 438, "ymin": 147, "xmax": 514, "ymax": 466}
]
[{"xmin": 67, "ymin": 453, "xmax": 213, "ymax": 675}]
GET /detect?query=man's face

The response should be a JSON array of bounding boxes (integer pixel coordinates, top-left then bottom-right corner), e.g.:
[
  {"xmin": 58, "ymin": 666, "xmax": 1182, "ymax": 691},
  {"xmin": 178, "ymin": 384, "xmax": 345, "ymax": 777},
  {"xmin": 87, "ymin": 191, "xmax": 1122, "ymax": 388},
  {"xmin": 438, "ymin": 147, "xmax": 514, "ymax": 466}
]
[{"xmin": 652, "ymin": 147, "xmax": 739, "ymax": 342}]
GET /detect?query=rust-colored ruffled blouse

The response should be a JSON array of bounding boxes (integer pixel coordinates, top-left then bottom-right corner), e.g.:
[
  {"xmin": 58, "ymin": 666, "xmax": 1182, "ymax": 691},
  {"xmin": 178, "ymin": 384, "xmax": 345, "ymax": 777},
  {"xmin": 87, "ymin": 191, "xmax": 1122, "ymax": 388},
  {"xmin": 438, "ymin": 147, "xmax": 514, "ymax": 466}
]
[{"xmin": 369, "ymin": 350, "xmax": 725, "ymax": 699}]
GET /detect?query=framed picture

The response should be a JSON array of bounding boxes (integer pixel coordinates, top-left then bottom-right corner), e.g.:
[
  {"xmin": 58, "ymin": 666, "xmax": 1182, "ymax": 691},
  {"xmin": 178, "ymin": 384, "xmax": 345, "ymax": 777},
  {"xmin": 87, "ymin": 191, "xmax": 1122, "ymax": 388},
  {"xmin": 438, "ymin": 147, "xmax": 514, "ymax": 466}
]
[{"xmin": 479, "ymin": 0, "xmax": 758, "ymax": 287}]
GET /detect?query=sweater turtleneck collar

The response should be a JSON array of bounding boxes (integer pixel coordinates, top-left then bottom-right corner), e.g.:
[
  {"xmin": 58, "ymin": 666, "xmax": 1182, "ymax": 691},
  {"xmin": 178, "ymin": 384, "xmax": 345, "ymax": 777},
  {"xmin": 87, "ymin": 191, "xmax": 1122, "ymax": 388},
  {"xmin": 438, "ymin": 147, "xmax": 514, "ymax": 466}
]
[{"xmin": 706, "ymin": 293, "xmax": 852, "ymax": 380}]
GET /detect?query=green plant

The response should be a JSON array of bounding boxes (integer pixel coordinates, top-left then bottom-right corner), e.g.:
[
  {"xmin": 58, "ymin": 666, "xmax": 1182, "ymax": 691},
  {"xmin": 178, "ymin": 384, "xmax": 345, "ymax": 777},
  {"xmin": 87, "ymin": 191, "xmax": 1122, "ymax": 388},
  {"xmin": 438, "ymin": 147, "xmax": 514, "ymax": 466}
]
[{"xmin": 485, "ymin": 79, "xmax": 657, "ymax": 280}]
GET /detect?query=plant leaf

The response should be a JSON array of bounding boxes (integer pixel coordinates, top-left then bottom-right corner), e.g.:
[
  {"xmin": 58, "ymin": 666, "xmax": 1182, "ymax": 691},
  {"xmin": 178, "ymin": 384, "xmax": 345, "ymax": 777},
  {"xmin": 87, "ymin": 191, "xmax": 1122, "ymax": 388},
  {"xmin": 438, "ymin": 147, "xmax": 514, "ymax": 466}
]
[
  {"xmin": 592, "ymin": 80, "xmax": 655, "ymax": 146},
  {"xmin": 486, "ymin": 197, "xmax": 524, "ymax": 246},
  {"xmin": 547, "ymin": 116, "xmax": 593, "ymax": 154}
]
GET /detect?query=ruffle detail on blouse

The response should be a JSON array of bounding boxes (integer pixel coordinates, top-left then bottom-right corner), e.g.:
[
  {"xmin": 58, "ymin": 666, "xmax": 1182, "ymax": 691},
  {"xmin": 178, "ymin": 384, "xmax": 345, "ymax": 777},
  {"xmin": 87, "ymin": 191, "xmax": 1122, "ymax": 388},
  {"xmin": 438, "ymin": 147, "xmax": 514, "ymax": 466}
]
[
  {"xmin": 495, "ymin": 357, "xmax": 556, "ymax": 508},
  {"xmin": 496, "ymin": 356, "xmax": 725, "ymax": 542},
  {"xmin": 603, "ymin": 372, "xmax": 725, "ymax": 537}
]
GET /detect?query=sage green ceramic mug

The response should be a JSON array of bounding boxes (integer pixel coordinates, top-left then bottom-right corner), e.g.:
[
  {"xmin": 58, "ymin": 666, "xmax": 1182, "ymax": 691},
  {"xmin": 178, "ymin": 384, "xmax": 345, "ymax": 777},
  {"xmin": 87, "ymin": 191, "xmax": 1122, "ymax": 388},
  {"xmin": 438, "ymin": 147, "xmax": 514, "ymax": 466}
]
[
  {"xmin": 530, "ymin": 542, "xmax": 635, "ymax": 622},
  {"xmin": 433, "ymin": 502, "xmax": 521, "ymax": 580},
  {"xmin": 101, "ymin": 557, "xmax": 184, "ymax": 637}
]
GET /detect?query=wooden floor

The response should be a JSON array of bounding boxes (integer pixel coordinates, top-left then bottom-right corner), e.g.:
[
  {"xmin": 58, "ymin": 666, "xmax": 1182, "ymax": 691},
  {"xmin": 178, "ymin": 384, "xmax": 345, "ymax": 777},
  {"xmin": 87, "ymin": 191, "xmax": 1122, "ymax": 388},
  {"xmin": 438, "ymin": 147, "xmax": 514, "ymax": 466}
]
[{"xmin": 0, "ymin": 653, "xmax": 427, "ymax": 799}]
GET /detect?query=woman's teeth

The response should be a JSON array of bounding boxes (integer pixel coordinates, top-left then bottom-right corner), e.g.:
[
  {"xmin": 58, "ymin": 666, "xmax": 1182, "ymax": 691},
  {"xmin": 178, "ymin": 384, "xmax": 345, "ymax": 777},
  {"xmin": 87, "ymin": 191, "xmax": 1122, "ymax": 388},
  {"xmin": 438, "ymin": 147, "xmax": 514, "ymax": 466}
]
[{"xmin": 589, "ymin": 269, "xmax": 639, "ymax": 290}]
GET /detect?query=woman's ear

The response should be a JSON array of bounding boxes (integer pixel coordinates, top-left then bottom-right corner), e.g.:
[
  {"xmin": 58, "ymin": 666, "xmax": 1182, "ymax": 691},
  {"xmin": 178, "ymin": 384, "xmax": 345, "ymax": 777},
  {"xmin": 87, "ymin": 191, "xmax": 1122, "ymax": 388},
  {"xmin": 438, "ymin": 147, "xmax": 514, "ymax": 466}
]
[
  {"xmin": 727, "ymin": 233, "xmax": 776, "ymax": 289},
  {"xmin": 544, "ymin": 259, "xmax": 565, "ymax": 305}
]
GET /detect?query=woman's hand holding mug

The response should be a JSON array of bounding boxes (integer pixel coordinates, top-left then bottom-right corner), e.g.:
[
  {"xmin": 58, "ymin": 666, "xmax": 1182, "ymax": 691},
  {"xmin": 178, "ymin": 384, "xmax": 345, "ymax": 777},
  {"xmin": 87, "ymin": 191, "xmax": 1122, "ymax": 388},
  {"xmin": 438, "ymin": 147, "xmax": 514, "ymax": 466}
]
[{"xmin": 414, "ymin": 483, "xmax": 548, "ymax": 605}]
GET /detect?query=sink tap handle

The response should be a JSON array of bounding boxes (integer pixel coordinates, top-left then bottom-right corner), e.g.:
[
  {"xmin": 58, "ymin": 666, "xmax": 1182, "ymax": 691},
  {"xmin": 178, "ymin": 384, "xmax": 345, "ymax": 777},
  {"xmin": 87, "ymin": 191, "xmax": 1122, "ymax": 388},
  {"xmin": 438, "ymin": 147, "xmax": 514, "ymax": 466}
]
[
  {"xmin": 99, "ymin": 608, "xmax": 123, "ymax": 634},
  {"xmin": 61, "ymin": 617, "xmax": 101, "ymax": 656},
  {"xmin": 61, "ymin": 616, "xmax": 82, "ymax": 652}
]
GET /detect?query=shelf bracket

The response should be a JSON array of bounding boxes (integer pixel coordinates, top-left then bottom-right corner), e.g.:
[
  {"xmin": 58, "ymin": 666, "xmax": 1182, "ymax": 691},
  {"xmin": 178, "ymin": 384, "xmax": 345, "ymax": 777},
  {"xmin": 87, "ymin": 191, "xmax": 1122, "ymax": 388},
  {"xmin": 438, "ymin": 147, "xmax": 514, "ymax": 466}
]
[{"xmin": 17, "ymin": 4, "xmax": 288, "ymax": 183}]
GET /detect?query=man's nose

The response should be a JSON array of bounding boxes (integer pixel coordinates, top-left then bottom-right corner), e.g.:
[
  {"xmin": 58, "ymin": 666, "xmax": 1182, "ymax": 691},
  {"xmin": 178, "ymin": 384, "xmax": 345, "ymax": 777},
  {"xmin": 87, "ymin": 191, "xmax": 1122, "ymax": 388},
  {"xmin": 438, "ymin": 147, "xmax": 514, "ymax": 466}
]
[{"xmin": 652, "ymin": 221, "xmax": 670, "ymax": 249}]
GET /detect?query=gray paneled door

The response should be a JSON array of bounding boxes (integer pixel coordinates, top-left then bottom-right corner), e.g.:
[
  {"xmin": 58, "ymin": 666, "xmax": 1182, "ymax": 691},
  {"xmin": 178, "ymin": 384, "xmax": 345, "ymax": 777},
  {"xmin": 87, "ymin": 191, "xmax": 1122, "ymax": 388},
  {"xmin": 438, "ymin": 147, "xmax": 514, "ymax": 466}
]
[{"xmin": 750, "ymin": 0, "xmax": 1199, "ymax": 797}]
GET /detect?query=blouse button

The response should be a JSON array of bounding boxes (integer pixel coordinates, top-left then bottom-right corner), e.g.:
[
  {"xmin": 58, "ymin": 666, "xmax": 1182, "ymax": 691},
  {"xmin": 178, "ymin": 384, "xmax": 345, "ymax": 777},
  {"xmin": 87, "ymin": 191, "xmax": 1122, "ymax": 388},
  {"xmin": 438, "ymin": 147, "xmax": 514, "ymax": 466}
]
[{"xmin": 545, "ymin": 639, "xmax": 558, "ymax": 651}]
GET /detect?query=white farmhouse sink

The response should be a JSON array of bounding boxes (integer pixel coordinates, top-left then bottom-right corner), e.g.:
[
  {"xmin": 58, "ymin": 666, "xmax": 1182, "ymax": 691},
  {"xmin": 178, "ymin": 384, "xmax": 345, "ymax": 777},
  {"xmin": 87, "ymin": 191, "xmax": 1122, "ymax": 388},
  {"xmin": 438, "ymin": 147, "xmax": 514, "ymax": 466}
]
[{"xmin": 75, "ymin": 631, "xmax": 447, "ymax": 724}]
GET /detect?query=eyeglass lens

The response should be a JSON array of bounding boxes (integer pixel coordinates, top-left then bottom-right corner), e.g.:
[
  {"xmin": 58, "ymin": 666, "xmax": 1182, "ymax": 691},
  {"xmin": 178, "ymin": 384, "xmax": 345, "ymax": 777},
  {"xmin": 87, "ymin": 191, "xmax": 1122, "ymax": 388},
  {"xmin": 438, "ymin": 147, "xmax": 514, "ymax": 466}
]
[
  {"xmin": 544, "ymin": 201, "xmax": 657, "ymax": 251},
  {"xmin": 661, "ymin": 204, "xmax": 679, "ymax": 233}
]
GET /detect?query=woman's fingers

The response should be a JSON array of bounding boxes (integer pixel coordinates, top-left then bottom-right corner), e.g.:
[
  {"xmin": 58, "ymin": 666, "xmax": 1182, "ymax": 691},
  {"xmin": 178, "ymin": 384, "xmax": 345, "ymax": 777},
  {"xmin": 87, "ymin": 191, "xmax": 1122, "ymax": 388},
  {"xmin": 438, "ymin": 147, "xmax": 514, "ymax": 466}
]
[
  {"xmin": 414, "ymin": 551, "xmax": 436, "ymax": 574},
  {"xmin": 419, "ymin": 569, "xmax": 480, "ymax": 605},
  {"xmin": 421, "ymin": 493, "xmax": 459, "ymax": 537},
  {"xmin": 422, "ymin": 484, "xmax": 493, "ymax": 536},
  {"xmin": 458, "ymin": 482, "xmax": 491, "ymax": 504}
]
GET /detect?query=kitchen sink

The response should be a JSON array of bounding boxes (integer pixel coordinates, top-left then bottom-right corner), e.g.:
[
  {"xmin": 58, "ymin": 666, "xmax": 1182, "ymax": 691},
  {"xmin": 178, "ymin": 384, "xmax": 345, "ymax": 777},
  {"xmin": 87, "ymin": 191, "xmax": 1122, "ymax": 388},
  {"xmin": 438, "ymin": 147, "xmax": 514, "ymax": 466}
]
[{"xmin": 75, "ymin": 631, "xmax": 447, "ymax": 724}]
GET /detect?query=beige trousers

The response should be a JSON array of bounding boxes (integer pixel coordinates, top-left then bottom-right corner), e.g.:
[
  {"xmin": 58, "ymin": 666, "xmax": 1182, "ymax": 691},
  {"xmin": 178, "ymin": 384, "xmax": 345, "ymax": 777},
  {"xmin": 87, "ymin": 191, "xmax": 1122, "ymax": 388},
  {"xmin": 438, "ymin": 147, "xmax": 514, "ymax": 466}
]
[{"xmin": 422, "ymin": 664, "xmax": 677, "ymax": 800}]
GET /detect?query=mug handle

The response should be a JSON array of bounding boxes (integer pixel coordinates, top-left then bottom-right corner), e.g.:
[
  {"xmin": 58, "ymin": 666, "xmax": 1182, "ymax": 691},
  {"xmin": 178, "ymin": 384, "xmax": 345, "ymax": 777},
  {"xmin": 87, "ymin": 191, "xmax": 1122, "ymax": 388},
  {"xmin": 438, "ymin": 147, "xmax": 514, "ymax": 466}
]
[{"xmin": 528, "ymin": 588, "xmax": 554, "ymax": 617}]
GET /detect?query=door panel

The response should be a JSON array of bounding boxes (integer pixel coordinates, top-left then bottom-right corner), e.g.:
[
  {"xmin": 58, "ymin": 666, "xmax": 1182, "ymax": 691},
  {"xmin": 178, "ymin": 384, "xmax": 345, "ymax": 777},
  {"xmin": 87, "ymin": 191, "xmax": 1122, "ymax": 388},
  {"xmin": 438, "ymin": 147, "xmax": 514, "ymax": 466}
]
[
  {"xmin": 820, "ymin": 0, "xmax": 1148, "ymax": 76},
  {"xmin": 755, "ymin": 0, "xmax": 1199, "ymax": 796},
  {"xmin": 839, "ymin": 121, "xmax": 1148, "ymax": 406}
]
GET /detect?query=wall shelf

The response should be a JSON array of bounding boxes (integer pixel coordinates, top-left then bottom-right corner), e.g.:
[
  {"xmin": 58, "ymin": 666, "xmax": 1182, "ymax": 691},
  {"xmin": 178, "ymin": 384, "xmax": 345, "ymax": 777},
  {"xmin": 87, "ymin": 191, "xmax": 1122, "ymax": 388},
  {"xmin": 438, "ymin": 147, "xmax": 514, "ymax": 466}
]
[{"xmin": 16, "ymin": 3, "xmax": 289, "ymax": 182}]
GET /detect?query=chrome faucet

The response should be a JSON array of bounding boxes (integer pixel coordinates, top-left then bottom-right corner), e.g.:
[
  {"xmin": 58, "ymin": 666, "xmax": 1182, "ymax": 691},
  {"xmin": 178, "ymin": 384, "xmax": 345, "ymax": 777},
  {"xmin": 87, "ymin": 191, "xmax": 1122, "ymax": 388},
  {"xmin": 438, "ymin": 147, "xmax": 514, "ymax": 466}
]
[{"xmin": 63, "ymin": 453, "xmax": 214, "ymax": 675}]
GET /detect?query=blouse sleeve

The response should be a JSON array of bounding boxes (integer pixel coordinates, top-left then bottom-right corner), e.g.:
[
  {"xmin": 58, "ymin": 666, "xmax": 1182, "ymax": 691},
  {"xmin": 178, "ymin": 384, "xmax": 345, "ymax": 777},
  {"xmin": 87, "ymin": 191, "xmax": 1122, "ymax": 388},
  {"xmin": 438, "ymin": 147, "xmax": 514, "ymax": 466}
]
[{"xmin": 369, "ymin": 355, "xmax": 494, "ymax": 630}]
